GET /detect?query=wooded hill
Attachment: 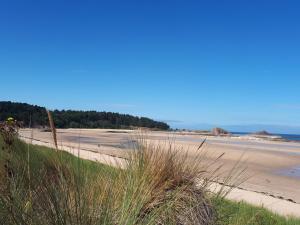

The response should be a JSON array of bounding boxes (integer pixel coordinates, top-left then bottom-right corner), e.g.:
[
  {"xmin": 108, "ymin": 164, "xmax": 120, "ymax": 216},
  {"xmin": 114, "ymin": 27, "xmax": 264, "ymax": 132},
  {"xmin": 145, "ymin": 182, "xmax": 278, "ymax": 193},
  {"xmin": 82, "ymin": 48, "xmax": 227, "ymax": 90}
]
[{"xmin": 0, "ymin": 101, "xmax": 169, "ymax": 130}]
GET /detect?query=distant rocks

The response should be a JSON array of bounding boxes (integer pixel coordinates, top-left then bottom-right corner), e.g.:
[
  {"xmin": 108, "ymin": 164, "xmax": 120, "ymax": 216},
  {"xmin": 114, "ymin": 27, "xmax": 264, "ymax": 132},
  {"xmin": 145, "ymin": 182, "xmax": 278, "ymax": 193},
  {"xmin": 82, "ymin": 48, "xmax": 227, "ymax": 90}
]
[
  {"xmin": 253, "ymin": 130, "xmax": 272, "ymax": 136},
  {"xmin": 250, "ymin": 130, "xmax": 284, "ymax": 141},
  {"xmin": 211, "ymin": 127, "xmax": 231, "ymax": 136}
]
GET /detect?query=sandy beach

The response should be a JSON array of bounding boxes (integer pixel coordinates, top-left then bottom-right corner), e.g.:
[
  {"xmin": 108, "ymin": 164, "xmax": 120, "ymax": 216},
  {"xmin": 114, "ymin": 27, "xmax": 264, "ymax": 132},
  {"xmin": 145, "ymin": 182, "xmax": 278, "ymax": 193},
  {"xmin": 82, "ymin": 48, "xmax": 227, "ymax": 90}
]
[{"xmin": 20, "ymin": 128, "xmax": 300, "ymax": 217}]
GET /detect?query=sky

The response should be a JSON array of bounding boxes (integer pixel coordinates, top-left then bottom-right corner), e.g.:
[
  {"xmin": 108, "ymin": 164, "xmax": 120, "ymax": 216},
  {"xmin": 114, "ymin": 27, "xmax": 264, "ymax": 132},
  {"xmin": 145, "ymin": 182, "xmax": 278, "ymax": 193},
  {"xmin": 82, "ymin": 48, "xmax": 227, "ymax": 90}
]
[{"xmin": 1, "ymin": 0, "xmax": 300, "ymax": 133}]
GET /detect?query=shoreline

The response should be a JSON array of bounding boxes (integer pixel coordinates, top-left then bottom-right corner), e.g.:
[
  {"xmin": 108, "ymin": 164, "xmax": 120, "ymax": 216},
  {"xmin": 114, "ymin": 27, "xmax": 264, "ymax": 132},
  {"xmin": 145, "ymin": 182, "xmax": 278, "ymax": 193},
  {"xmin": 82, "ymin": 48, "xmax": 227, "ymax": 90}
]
[{"xmin": 170, "ymin": 130, "xmax": 300, "ymax": 143}]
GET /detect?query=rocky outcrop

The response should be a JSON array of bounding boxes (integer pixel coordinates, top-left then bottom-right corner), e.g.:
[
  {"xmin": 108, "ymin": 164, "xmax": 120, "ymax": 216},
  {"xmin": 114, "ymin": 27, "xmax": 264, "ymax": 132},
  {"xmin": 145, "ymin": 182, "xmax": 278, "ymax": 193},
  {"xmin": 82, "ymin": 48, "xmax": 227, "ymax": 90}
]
[
  {"xmin": 211, "ymin": 127, "xmax": 231, "ymax": 136},
  {"xmin": 253, "ymin": 130, "xmax": 271, "ymax": 136}
]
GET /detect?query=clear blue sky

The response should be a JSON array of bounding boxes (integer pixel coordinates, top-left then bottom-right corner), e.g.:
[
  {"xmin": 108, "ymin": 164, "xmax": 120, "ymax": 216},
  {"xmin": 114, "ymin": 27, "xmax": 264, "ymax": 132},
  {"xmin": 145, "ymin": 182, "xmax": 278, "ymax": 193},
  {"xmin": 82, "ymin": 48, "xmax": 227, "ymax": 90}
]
[{"xmin": 1, "ymin": 0, "xmax": 300, "ymax": 132}]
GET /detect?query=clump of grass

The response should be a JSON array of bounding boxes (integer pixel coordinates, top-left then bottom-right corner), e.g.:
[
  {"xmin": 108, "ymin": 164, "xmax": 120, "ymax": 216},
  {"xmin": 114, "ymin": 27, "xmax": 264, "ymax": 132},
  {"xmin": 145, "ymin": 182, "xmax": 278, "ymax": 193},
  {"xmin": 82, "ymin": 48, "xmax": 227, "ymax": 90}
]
[
  {"xmin": 0, "ymin": 114, "xmax": 248, "ymax": 225},
  {"xmin": 114, "ymin": 137, "xmax": 218, "ymax": 224},
  {"xmin": 0, "ymin": 134, "xmax": 226, "ymax": 224}
]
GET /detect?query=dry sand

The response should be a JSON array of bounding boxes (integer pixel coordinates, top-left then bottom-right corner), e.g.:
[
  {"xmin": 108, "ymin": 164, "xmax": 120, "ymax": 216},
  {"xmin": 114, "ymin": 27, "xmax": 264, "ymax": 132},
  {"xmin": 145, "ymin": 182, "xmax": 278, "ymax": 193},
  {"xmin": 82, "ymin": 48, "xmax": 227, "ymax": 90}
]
[{"xmin": 19, "ymin": 128, "xmax": 300, "ymax": 218}]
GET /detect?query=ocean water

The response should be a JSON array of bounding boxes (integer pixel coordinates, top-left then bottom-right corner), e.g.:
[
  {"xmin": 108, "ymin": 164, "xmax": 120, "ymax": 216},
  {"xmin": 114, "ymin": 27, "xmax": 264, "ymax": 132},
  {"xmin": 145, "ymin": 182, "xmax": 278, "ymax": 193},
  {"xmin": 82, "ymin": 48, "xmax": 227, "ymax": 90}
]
[
  {"xmin": 280, "ymin": 134, "xmax": 300, "ymax": 142},
  {"xmin": 232, "ymin": 132, "xmax": 300, "ymax": 142}
]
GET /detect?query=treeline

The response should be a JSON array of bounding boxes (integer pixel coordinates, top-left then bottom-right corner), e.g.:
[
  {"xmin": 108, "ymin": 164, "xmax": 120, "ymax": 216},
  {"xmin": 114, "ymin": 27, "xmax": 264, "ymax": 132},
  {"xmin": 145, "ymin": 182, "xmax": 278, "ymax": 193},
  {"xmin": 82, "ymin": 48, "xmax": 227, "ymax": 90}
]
[{"xmin": 0, "ymin": 101, "xmax": 170, "ymax": 130}]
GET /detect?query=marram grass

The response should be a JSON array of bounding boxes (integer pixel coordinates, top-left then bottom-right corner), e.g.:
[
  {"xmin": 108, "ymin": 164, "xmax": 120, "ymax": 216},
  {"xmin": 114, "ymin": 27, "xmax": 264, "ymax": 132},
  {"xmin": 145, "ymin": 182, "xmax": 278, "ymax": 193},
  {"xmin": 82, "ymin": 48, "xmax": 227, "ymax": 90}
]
[
  {"xmin": 0, "ymin": 135, "xmax": 299, "ymax": 225},
  {"xmin": 0, "ymin": 136, "xmax": 218, "ymax": 225}
]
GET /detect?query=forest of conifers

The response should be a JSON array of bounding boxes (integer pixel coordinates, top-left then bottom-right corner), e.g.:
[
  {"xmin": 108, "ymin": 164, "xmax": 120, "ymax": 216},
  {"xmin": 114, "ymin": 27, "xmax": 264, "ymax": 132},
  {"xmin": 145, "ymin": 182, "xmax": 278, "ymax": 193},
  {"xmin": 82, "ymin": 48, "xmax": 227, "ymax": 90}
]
[{"xmin": 0, "ymin": 101, "xmax": 169, "ymax": 130}]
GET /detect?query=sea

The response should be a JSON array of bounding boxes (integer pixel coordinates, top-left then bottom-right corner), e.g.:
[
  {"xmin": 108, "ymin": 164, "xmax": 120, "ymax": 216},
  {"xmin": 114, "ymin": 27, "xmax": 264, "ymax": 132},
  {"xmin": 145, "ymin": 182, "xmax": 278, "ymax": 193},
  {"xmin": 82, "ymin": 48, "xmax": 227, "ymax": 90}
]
[{"xmin": 232, "ymin": 132, "xmax": 300, "ymax": 142}]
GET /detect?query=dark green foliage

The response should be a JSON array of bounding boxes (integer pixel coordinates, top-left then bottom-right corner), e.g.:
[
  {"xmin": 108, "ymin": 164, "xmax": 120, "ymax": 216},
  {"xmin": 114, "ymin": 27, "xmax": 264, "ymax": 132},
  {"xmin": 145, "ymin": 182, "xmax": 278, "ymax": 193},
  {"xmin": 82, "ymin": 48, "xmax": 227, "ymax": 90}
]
[{"xmin": 0, "ymin": 101, "xmax": 169, "ymax": 130}]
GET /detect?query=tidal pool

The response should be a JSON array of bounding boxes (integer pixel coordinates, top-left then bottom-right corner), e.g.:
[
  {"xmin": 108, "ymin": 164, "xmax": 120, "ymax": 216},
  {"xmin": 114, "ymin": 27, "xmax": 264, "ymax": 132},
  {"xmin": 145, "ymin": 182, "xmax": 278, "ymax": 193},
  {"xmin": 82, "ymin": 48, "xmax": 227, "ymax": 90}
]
[{"xmin": 277, "ymin": 166, "xmax": 300, "ymax": 179}]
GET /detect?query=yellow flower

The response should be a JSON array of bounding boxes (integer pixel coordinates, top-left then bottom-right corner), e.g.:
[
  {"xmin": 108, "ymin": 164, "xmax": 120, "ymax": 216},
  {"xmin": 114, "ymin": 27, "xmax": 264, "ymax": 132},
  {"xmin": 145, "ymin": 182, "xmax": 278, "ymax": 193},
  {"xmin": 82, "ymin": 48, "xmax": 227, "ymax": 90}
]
[{"xmin": 6, "ymin": 117, "xmax": 14, "ymax": 124}]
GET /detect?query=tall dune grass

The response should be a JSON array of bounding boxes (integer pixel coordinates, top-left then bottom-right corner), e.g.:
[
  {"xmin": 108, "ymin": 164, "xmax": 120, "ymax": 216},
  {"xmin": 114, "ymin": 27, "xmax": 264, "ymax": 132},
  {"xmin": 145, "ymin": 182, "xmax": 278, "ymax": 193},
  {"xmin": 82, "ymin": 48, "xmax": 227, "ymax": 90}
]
[
  {"xmin": 0, "ymin": 114, "xmax": 245, "ymax": 225},
  {"xmin": 0, "ymin": 137, "xmax": 223, "ymax": 224}
]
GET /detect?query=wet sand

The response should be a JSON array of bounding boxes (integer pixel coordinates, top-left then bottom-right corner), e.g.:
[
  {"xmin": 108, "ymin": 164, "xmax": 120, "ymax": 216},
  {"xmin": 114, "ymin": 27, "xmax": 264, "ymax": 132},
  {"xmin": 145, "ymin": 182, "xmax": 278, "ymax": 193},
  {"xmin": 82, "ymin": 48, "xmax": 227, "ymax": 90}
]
[{"xmin": 20, "ymin": 128, "xmax": 300, "ymax": 205}]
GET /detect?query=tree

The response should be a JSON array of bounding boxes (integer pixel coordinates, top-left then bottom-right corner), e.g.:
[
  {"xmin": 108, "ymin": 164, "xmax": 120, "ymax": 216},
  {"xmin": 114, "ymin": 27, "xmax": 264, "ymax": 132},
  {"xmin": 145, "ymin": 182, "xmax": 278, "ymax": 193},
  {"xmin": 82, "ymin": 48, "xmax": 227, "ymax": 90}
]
[{"xmin": 0, "ymin": 101, "xmax": 170, "ymax": 130}]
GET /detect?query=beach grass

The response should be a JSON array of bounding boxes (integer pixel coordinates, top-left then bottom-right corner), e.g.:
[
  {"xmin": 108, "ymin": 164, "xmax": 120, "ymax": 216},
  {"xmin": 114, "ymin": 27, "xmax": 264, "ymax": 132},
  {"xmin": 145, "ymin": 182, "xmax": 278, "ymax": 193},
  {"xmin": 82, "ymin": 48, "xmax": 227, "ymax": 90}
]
[
  {"xmin": 214, "ymin": 198, "xmax": 300, "ymax": 225},
  {"xmin": 0, "ymin": 130, "xmax": 299, "ymax": 224},
  {"xmin": 0, "ymin": 135, "xmax": 217, "ymax": 225}
]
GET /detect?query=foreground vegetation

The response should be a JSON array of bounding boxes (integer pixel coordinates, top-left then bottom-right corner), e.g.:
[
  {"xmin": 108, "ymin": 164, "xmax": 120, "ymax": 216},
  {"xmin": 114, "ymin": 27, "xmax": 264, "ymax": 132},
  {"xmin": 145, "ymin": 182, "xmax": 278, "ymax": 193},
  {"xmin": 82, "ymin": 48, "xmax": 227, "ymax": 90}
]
[
  {"xmin": 214, "ymin": 198, "xmax": 300, "ymax": 225},
  {"xmin": 0, "ymin": 101, "xmax": 169, "ymax": 130},
  {"xmin": 0, "ymin": 131, "xmax": 216, "ymax": 224},
  {"xmin": 0, "ymin": 120, "xmax": 299, "ymax": 224}
]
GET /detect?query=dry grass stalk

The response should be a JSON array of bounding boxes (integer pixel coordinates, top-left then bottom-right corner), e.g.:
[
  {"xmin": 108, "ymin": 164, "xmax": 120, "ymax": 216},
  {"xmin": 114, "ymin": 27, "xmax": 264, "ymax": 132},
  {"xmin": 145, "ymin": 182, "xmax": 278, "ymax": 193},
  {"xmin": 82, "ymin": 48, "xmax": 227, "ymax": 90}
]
[{"xmin": 46, "ymin": 109, "xmax": 58, "ymax": 150}]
